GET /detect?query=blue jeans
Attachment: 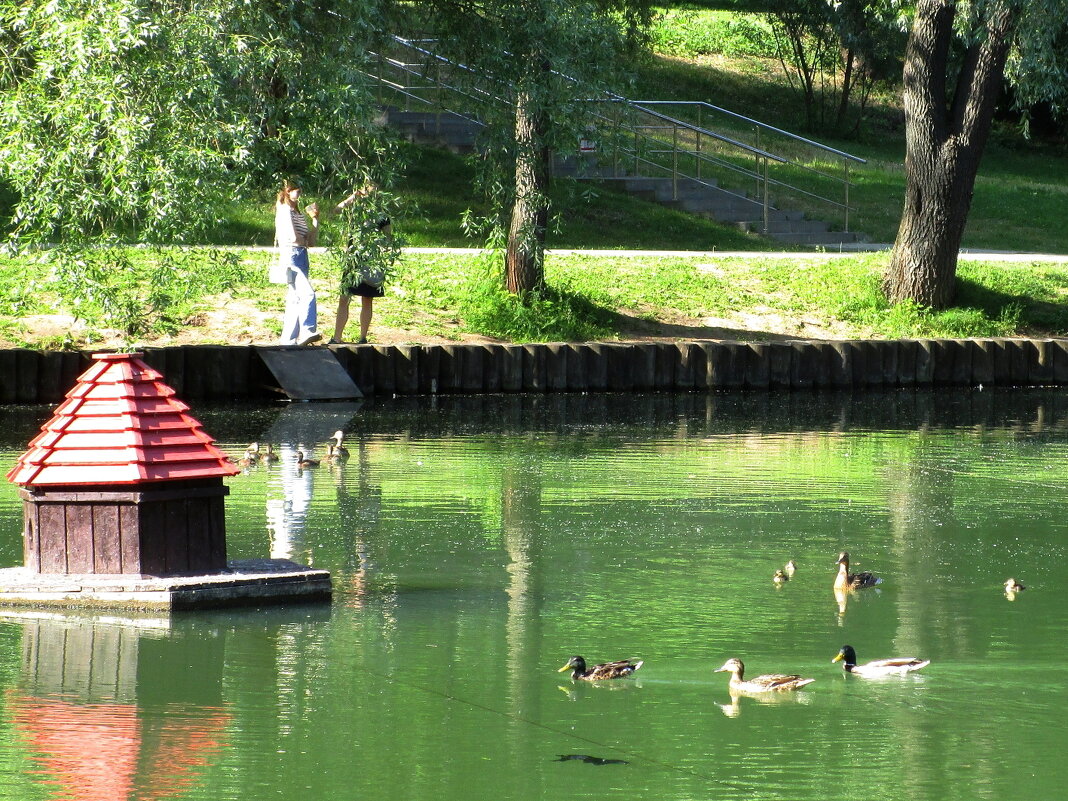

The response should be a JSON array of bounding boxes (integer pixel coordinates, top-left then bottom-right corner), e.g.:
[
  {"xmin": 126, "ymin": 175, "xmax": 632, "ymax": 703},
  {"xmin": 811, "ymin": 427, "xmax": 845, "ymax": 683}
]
[{"xmin": 279, "ymin": 247, "xmax": 318, "ymax": 344}]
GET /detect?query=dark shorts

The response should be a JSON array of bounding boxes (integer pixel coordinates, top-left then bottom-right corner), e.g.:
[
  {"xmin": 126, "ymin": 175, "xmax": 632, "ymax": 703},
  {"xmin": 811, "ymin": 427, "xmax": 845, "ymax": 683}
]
[{"xmin": 341, "ymin": 276, "xmax": 385, "ymax": 297}]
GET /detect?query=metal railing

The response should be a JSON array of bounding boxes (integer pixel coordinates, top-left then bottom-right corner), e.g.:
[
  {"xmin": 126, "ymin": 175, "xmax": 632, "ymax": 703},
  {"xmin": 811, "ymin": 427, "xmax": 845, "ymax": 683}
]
[{"xmin": 364, "ymin": 36, "xmax": 866, "ymax": 233}]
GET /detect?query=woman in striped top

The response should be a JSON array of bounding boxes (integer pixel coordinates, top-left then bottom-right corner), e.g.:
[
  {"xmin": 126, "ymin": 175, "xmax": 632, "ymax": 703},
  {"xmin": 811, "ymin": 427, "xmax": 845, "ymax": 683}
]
[{"xmin": 275, "ymin": 179, "xmax": 322, "ymax": 345}]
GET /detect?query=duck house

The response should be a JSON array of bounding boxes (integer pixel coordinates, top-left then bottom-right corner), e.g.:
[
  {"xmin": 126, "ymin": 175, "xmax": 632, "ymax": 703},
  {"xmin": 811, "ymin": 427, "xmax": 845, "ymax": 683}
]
[{"xmin": 6, "ymin": 353, "xmax": 239, "ymax": 576}]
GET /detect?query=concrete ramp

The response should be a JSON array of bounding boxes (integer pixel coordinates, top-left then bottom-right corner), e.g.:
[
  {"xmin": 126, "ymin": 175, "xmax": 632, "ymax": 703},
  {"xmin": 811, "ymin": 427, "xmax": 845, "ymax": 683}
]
[{"xmin": 256, "ymin": 347, "xmax": 363, "ymax": 401}]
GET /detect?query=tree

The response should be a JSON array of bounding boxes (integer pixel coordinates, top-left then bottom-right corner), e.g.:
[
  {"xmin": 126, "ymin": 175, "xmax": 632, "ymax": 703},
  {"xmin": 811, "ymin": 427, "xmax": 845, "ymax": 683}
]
[
  {"xmin": 421, "ymin": 0, "xmax": 642, "ymax": 294},
  {"xmin": 884, "ymin": 0, "xmax": 1068, "ymax": 308},
  {"xmin": 0, "ymin": 0, "xmax": 384, "ymax": 245},
  {"xmin": 767, "ymin": 0, "xmax": 905, "ymax": 136}
]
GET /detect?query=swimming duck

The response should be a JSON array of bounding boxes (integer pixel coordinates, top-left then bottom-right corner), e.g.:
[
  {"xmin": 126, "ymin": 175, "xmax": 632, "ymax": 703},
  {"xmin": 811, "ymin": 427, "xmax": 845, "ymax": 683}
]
[
  {"xmin": 558, "ymin": 656, "xmax": 644, "ymax": 681},
  {"xmin": 259, "ymin": 443, "xmax": 279, "ymax": 463},
  {"xmin": 714, "ymin": 658, "xmax": 815, "ymax": 692},
  {"xmin": 784, "ymin": 560, "xmax": 797, "ymax": 576},
  {"xmin": 296, "ymin": 450, "xmax": 320, "ymax": 468},
  {"xmin": 238, "ymin": 443, "xmax": 259, "ymax": 468},
  {"xmin": 834, "ymin": 551, "xmax": 881, "ymax": 590},
  {"xmin": 773, "ymin": 569, "xmax": 789, "ymax": 584},
  {"xmin": 832, "ymin": 645, "xmax": 929, "ymax": 677},
  {"xmin": 1004, "ymin": 578, "xmax": 1025, "ymax": 593},
  {"xmin": 329, "ymin": 430, "xmax": 350, "ymax": 460}
]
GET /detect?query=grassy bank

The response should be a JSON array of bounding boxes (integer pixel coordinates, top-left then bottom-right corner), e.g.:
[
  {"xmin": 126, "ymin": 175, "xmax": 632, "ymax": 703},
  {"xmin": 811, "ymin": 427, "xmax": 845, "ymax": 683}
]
[{"xmin": 2, "ymin": 247, "xmax": 1067, "ymax": 349}]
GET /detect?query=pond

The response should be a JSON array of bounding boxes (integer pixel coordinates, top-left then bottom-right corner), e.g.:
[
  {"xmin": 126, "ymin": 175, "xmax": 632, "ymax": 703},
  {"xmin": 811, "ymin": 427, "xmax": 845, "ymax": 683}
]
[{"xmin": 0, "ymin": 390, "xmax": 1066, "ymax": 801}]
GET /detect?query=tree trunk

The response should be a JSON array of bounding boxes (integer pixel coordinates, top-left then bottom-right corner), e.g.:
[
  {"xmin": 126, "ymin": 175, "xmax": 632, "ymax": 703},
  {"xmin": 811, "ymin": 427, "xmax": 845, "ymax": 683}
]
[
  {"xmin": 505, "ymin": 88, "xmax": 549, "ymax": 295},
  {"xmin": 884, "ymin": 0, "xmax": 1016, "ymax": 309}
]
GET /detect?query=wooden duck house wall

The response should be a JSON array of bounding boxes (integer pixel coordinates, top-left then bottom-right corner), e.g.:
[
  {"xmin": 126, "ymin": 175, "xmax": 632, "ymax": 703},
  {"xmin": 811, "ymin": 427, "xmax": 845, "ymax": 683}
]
[{"xmin": 19, "ymin": 478, "xmax": 228, "ymax": 576}]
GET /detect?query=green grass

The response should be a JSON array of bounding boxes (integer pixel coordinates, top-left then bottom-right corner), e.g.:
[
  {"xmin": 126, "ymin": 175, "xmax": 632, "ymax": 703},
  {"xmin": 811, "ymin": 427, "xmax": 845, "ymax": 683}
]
[{"xmin": 2, "ymin": 246, "xmax": 1068, "ymax": 347}]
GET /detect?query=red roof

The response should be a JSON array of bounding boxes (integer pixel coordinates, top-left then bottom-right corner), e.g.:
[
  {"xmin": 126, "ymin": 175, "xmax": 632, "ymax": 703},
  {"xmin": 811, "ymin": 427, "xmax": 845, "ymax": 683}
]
[{"xmin": 6, "ymin": 353, "xmax": 240, "ymax": 486}]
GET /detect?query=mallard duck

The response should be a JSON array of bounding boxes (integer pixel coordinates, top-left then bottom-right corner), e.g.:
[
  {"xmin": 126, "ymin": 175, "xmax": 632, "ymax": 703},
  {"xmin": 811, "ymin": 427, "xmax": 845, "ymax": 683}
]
[
  {"xmin": 784, "ymin": 560, "xmax": 797, "ymax": 576},
  {"xmin": 714, "ymin": 658, "xmax": 815, "ymax": 692},
  {"xmin": 773, "ymin": 568, "xmax": 789, "ymax": 584},
  {"xmin": 329, "ymin": 430, "xmax": 350, "ymax": 460},
  {"xmin": 296, "ymin": 450, "xmax": 320, "ymax": 468},
  {"xmin": 834, "ymin": 551, "xmax": 881, "ymax": 590},
  {"xmin": 832, "ymin": 645, "xmax": 929, "ymax": 677},
  {"xmin": 259, "ymin": 443, "xmax": 279, "ymax": 463},
  {"xmin": 1004, "ymin": 578, "xmax": 1026, "ymax": 593},
  {"xmin": 558, "ymin": 656, "xmax": 644, "ymax": 681}
]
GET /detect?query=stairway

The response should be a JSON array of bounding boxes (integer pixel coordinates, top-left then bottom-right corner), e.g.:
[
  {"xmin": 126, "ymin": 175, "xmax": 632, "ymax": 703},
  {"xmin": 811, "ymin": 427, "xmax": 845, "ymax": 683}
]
[{"xmin": 385, "ymin": 106, "xmax": 867, "ymax": 248}]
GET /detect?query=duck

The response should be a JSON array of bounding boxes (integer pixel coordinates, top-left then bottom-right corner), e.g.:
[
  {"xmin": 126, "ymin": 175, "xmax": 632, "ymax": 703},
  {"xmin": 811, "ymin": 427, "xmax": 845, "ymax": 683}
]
[
  {"xmin": 714, "ymin": 658, "xmax": 815, "ymax": 692},
  {"xmin": 558, "ymin": 656, "xmax": 644, "ymax": 681},
  {"xmin": 834, "ymin": 551, "xmax": 881, "ymax": 590},
  {"xmin": 832, "ymin": 645, "xmax": 929, "ymax": 677},
  {"xmin": 1004, "ymin": 578, "xmax": 1026, "ymax": 593},
  {"xmin": 784, "ymin": 559, "xmax": 797, "ymax": 576},
  {"xmin": 773, "ymin": 568, "xmax": 789, "ymax": 585},
  {"xmin": 259, "ymin": 443, "xmax": 279, "ymax": 463},
  {"xmin": 238, "ymin": 442, "xmax": 260, "ymax": 468},
  {"xmin": 296, "ymin": 450, "xmax": 320, "ymax": 468},
  {"xmin": 329, "ymin": 430, "xmax": 350, "ymax": 460}
]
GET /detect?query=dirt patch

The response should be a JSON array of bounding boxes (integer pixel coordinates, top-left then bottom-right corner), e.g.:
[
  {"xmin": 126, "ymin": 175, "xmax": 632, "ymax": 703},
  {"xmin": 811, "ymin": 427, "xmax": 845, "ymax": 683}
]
[{"xmin": 3, "ymin": 290, "xmax": 849, "ymax": 350}]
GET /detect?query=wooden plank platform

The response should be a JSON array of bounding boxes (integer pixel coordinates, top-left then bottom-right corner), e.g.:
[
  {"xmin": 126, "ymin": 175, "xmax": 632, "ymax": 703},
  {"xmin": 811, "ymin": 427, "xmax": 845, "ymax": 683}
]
[{"xmin": 256, "ymin": 347, "xmax": 363, "ymax": 401}]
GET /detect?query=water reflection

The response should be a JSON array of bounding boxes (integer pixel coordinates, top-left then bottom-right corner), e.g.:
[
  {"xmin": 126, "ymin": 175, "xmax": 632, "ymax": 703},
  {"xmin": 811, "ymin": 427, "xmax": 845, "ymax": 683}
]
[{"xmin": 4, "ymin": 611, "xmax": 231, "ymax": 801}]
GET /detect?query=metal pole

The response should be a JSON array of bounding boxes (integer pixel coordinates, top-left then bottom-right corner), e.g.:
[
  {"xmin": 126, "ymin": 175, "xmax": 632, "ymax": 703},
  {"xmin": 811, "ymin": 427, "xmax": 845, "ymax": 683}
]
[
  {"xmin": 672, "ymin": 124, "xmax": 679, "ymax": 200},
  {"xmin": 763, "ymin": 157, "xmax": 770, "ymax": 234},
  {"xmin": 844, "ymin": 161, "xmax": 851, "ymax": 232}
]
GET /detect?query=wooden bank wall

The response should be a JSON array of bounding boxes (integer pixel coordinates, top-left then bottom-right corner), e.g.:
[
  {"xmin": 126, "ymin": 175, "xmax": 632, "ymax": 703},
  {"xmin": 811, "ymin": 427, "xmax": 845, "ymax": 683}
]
[{"xmin": 2, "ymin": 338, "xmax": 1067, "ymax": 404}]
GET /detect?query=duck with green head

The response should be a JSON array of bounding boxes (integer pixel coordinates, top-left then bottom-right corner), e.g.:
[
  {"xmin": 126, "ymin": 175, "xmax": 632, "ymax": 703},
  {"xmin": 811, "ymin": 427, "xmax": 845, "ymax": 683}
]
[
  {"xmin": 558, "ymin": 656, "xmax": 643, "ymax": 681},
  {"xmin": 832, "ymin": 645, "xmax": 929, "ymax": 677}
]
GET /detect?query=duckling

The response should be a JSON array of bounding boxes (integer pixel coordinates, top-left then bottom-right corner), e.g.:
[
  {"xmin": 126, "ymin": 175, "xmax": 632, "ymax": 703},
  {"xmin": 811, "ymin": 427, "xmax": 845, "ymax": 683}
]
[
  {"xmin": 259, "ymin": 443, "xmax": 279, "ymax": 463},
  {"xmin": 296, "ymin": 450, "xmax": 320, "ymax": 468},
  {"xmin": 1004, "ymin": 578, "xmax": 1026, "ymax": 593},
  {"xmin": 834, "ymin": 551, "xmax": 881, "ymax": 590},
  {"xmin": 832, "ymin": 644, "xmax": 929, "ymax": 677},
  {"xmin": 714, "ymin": 658, "xmax": 814, "ymax": 692},
  {"xmin": 329, "ymin": 430, "xmax": 350, "ymax": 460},
  {"xmin": 238, "ymin": 443, "xmax": 260, "ymax": 468},
  {"xmin": 784, "ymin": 559, "xmax": 797, "ymax": 576},
  {"xmin": 558, "ymin": 656, "xmax": 644, "ymax": 681},
  {"xmin": 773, "ymin": 568, "xmax": 789, "ymax": 585}
]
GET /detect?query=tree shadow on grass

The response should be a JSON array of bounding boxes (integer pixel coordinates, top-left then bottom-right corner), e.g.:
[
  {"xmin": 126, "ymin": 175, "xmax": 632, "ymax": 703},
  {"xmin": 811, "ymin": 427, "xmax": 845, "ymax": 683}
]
[
  {"xmin": 956, "ymin": 277, "xmax": 1068, "ymax": 336},
  {"xmin": 537, "ymin": 285, "xmax": 801, "ymax": 343}
]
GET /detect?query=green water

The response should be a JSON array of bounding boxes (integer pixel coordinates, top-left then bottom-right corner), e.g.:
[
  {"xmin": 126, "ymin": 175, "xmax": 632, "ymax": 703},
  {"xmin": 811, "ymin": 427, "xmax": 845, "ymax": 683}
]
[{"xmin": 0, "ymin": 391, "xmax": 1066, "ymax": 800}]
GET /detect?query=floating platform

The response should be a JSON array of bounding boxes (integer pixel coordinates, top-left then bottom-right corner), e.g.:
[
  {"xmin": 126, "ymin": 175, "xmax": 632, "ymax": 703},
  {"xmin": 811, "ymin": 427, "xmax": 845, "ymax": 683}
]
[{"xmin": 0, "ymin": 558, "xmax": 332, "ymax": 611}]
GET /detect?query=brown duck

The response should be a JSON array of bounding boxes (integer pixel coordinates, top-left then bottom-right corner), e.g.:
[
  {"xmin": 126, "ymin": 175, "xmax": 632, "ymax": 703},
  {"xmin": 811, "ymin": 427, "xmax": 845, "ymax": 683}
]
[{"xmin": 834, "ymin": 551, "xmax": 881, "ymax": 590}]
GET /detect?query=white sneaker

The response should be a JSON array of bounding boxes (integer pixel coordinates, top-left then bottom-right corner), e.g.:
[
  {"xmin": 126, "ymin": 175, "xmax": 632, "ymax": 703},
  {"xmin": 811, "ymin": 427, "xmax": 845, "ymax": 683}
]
[{"xmin": 297, "ymin": 332, "xmax": 322, "ymax": 346}]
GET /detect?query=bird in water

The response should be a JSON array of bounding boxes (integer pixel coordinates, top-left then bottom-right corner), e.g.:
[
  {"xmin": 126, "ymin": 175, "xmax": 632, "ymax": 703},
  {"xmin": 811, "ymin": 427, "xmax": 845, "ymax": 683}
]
[
  {"xmin": 832, "ymin": 645, "xmax": 929, "ymax": 677},
  {"xmin": 259, "ymin": 443, "xmax": 279, "ymax": 463},
  {"xmin": 558, "ymin": 655, "xmax": 644, "ymax": 681},
  {"xmin": 296, "ymin": 450, "xmax": 320, "ymax": 468},
  {"xmin": 329, "ymin": 430, "xmax": 350, "ymax": 460},
  {"xmin": 773, "ymin": 568, "xmax": 789, "ymax": 585},
  {"xmin": 238, "ymin": 443, "xmax": 260, "ymax": 468},
  {"xmin": 714, "ymin": 658, "xmax": 815, "ymax": 692},
  {"xmin": 1004, "ymin": 578, "xmax": 1026, "ymax": 600},
  {"xmin": 834, "ymin": 551, "xmax": 881, "ymax": 590},
  {"xmin": 784, "ymin": 559, "xmax": 797, "ymax": 576}
]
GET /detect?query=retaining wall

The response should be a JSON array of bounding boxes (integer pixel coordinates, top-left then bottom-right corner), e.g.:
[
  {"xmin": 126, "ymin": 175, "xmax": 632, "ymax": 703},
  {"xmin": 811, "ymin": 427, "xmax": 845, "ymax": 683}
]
[{"xmin": 1, "ymin": 338, "xmax": 1067, "ymax": 404}]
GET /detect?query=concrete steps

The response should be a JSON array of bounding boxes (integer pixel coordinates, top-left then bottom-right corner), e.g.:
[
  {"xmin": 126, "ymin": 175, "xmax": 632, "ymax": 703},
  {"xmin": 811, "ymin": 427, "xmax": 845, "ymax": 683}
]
[{"xmin": 384, "ymin": 108, "xmax": 869, "ymax": 247}]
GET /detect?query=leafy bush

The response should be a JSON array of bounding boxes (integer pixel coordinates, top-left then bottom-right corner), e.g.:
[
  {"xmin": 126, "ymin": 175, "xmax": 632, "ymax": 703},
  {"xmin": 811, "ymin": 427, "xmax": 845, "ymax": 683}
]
[{"xmin": 459, "ymin": 255, "xmax": 617, "ymax": 341}]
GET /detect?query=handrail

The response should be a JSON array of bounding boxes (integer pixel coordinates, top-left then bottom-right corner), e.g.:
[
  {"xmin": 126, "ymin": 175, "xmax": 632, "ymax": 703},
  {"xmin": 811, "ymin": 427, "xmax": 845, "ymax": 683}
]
[
  {"xmin": 366, "ymin": 35, "xmax": 866, "ymax": 234},
  {"xmin": 629, "ymin": 100, "xmax": 867, "ymax": 165}
]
